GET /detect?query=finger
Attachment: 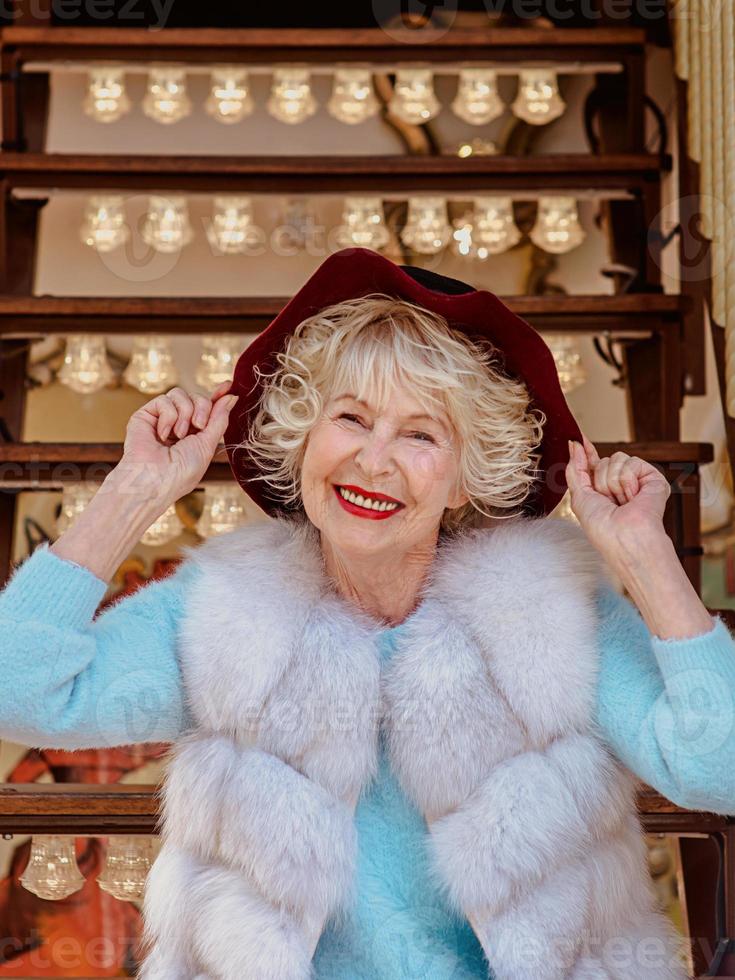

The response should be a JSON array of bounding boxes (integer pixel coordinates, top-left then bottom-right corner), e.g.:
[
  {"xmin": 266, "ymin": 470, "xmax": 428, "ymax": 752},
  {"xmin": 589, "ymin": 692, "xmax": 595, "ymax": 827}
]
[
  {"xmin": 591, "ymin": 457, "xmax": 622, "ymax": 504},
  {"xmin": 581, "ymin": 433, "xmax": 600, "ymax": 467},
  {"xmin": 566, "ymin": 441, "xmax": 592, "ymax": 493},
  {"xmin": 210, "ymin": 379, "xmax": 233, "ymax": 400},
  {"xmin": 166, "ymin": 388, "xmax": 196, "ymax": 439},
  {"xmin": 197, "ymin": 394, "xmax": 238, "ymax": 452},
  {"xmin": 153, "ymin": 395, "xmax": 178, "ymax": 442},
  {"xmin": 616, "ymin": 459, "xmax": 642, "ymax": 501},
  {"xmin": 191, "ymin": 393, "xmax": 212, "ymax": 430},
  {"xmin": 606, "ymin": 452, "xmax": 633, "ymax": 503}
]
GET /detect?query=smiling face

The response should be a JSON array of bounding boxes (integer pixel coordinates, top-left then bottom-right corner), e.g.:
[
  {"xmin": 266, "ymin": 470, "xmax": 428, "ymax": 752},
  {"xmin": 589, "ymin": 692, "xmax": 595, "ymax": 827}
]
[{"xmin": 300, "ymin": 383, "xmax": 469, "ymax": 558}]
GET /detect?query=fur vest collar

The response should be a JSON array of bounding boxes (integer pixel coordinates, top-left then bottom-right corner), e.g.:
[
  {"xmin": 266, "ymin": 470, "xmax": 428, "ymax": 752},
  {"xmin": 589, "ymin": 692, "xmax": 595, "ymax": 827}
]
[{"xmin": 138, "ymin": 513, "xmax": 689, "ymax": 980}]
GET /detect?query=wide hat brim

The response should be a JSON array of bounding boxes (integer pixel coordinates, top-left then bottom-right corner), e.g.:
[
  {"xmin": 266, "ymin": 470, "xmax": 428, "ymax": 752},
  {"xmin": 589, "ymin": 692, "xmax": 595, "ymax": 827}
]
[{"xmin": 224, "ymin": 247, "xmax": 582, "ymax": 518}]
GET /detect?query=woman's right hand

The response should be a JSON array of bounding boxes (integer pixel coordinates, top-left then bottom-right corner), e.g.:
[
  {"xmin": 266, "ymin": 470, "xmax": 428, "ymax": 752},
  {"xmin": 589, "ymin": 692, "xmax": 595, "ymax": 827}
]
[{"xmin": 113, "ymin": 381, "xmax": 239, "ymax": 505}]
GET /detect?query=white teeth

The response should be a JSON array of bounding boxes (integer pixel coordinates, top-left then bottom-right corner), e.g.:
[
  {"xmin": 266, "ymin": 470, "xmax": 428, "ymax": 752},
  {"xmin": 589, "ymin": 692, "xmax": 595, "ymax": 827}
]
[{"xmin": 338, "ymin": 486, "xmax": 399, "ymax": 511}]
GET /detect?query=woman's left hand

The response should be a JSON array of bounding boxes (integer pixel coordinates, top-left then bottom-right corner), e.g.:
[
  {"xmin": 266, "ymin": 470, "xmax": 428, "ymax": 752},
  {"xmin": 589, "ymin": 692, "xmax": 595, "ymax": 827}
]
[{"xmin": 565, "ymin": 434, "xmax": 671, "ymax": 557}]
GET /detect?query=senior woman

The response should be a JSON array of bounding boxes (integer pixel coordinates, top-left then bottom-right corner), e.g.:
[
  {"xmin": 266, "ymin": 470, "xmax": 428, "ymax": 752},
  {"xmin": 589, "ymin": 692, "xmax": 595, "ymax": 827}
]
[{"xmin": 1, "ymin": 249, "xmax": 734, "ymax": 980}]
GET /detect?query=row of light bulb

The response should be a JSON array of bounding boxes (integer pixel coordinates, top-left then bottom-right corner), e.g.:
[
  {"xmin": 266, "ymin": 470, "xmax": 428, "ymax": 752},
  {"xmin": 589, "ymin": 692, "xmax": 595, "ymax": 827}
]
[
  {"xmin": 81, "ymin": 194, "xmax": 586, "ymax": 258},
  {"xmin": 59, "ymin": 332, "xmax": 240, "ymax": 395},
  {"xmin": 58, "ymin": 480, "xmax": 249, "ymax": 545},
  {"xmin": 84, "ymin": 65, "xmax": 566, "ymax": 127},
  {"xmin": 20, "ymin": 834, "xmax": 155, "ymax": 902}
]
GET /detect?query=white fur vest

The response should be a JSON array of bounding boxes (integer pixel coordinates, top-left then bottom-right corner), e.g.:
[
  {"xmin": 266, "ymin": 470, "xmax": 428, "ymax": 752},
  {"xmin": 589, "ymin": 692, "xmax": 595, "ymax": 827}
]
[{"xmin": 137, "ymin": 512, "xmax": 690, "ymax": 980}]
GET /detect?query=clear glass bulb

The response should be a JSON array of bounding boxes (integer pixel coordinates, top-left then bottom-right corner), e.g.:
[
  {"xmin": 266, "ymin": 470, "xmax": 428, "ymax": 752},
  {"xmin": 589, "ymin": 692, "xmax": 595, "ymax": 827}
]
[
  {"xmin": 335, "ymin": 197, "xmax": 390, "ymax": 250},
  {"xmin": 83, "ymin": 67, "xmax": 131, "ymax": 123},
  {"xmin": 205, "ymin": 66, "xmax": 254, "ymax": 124},
  {"xmin": 530, "ymin": 197, "xmax": 585, "ymax": 254},
  {"xmin": 451, "ymin": 69, "xmax": 504, "ymax": 126},
  {"xmin": 142, "ymin": 67, "xmax": 192, "ymax": 125},
  {"xmin": 327, "ymin": 68, "xmax": 379, "ymax": 125},
  {"xmin": 546, "ymin": 336, "xmax": 587, "ymax": 392},
  {"xmin": 511, "ymin": 69, "xmax": 565, "ymax": 126},
  {"xmin": 196, "ymin": 483, "xmax": 247, "ymax": 537},
  {"xmin": 471, "ymin": 196, "xmax": 521, "ymax": 255},
  {"xmin": 123, "ymin": 334, "xmax": 178, "ymax": 394},
  {"xmin": 141, "ymin": 195, "xmax": 193, "ymax": 254},
  {"xmin": 97, "ymin": 836, "xmax": 154, "ymax": 902},
  {"xmin": 141, "ymin": 503, "xmax": 184, "ymax": 546},
  {"xmin": 206, "ymin": 196, "xmax": 260, "ymax": 254},
  {"xmin": 80, "ymin": 195, "xmax": 129, "ymax": 253},
  {"xmin": 57, "ymin": 482, "xmax": 98, "ymax": 535},
  {"xmin": 267, "ymin": 68, "xmax": 318, "ymax": 124},
  {"xmin": 389, "ymin": 69, "xmax": 441, "ymax": 124},
  {"xmin": 400, "ymin": 197, "xmax": 451, "ymax": 255},
  {"xmin": 58, "ymin": 335, "xmax": 114, "ymax": 394},
  {"xmin": 20, "ymin": 836, "xmax": 85, "ymax": 900},
  {"xmin": 196, "ymin": 334, "xmax": 243, "ymax": 388}
]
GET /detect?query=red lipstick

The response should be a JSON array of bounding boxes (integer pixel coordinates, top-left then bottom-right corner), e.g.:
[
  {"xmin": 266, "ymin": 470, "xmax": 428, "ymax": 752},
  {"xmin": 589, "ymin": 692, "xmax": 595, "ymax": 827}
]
[{"xmin": 333, "ymin": 484, "xmax": 404, "ymax": 520}]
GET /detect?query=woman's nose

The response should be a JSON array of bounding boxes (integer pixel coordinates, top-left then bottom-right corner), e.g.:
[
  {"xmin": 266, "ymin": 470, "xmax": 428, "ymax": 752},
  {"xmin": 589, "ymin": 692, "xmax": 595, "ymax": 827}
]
[{"xmin": 354, "ymin": 431, "xmax": 395, "ymax": 477}]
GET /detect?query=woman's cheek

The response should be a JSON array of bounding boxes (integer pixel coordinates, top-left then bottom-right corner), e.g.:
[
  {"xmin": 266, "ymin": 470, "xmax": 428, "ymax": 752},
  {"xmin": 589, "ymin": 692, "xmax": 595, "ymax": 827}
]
[{"xmin": 405, "ymin": 445, "xmax": 446, "ymax": 497}]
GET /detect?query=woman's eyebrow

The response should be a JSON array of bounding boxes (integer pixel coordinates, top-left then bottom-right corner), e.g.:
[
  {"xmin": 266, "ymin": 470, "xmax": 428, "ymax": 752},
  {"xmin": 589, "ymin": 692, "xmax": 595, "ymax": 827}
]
[{"xmin": 334, "ymin": 394, "xmax": 449, "ymax": 431}]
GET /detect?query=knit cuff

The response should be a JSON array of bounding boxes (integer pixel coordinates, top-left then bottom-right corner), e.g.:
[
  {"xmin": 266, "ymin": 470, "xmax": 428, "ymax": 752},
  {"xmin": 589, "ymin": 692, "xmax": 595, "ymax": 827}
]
[
  {"xmin": 651, "ymin": 615, "xmax": 735, "ymax": 678},
  {"xmin": 2, "ymin": 543, "xmax": 108, "ymax": 630}
]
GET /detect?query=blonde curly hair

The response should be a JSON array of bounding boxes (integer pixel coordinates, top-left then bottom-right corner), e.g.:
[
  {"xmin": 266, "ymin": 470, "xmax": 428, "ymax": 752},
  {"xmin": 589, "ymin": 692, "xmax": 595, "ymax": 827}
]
[{"xmin": 237, "ymin": 293, "xmax": 546, "ymax": 533}]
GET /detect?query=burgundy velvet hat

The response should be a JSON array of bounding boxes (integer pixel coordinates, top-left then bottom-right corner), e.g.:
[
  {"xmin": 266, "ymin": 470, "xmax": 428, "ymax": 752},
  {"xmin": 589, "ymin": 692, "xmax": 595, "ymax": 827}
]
[{"xmin": 224, "ymin": 247, "xmax": 583, "ymax": 518}]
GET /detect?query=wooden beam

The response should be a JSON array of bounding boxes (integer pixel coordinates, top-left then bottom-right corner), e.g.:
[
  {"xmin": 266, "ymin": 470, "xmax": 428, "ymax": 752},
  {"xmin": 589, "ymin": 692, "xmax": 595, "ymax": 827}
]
[
  {"xmin": 0, "ymin": 292, "xmax": 689, "ymax": 336},
  {"xmin": 0, "ymin": 780, "xmax": 724, "ymax": 837},
  {"xmin": 0, "ymin": 27, "xmax": 648, "ymax": 68},
  {"xmin": 0, "ymin": 153, "xmax": 670, "ymax": 195}
]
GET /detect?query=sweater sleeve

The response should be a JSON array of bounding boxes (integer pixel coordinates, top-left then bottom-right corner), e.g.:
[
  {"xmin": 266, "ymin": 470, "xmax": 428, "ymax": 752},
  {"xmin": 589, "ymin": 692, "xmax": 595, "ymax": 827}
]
[
  {"xmin": 0, "ymin": 542, "xmax": 199, "ymax": 751},
  {"xmin": 593, "ymin": 581, "xmax": 735, "ymax": 814}
]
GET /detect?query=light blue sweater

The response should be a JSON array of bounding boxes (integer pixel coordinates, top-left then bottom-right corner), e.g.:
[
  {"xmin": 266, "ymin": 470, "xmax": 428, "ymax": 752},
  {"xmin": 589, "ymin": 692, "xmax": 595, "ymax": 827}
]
[{"xmin": 1, "ymin": 543, "xmax": 735, "ymax": 978}]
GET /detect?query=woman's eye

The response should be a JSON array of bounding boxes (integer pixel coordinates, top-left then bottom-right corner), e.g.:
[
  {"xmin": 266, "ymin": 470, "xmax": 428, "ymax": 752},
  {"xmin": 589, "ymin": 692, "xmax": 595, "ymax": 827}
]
[
  {"xmin": 339, "ymin": 413, "xmax": 363, "ymax": 425},
  {"xmin": 409, "ymin": 431, "xmax": 436, "ymax": 444}
]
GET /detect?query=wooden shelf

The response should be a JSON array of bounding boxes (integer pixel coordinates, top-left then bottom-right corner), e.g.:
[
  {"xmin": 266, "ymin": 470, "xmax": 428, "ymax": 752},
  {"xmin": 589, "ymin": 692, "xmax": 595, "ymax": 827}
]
[
  {"xmin": 0, "ymin": 152, "xmax": 670, "ymax": 193},
  {"xmin": 0, "ymin": 442, "xmax": 232, "ymax": 487},
  {"xmin": 0, "ymin": 781, "xmax": 726, "ymax": 837},
  {"xmin": 0, "ymin": 26, "xmax": 647, "ymax": 65},
  {"xmin": 0, "ymin": 293, "xmax": 689, "ymax": 336},
  {"xmin": 0, "ymin": 441, "xmax": 713, "ymax": 489}
]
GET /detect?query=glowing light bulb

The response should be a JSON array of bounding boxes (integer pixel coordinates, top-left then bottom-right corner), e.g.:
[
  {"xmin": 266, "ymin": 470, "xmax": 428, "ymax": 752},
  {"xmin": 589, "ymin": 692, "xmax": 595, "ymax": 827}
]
[
  {"xmin": 511, "ymin": 70, "xmax": 565, "ymax": 126},
  {"xmin": 327, "ymin": 68, "xmax": 379, "ymax": 125},
  {"xmin": 141, "ymin": 503, "xmax": 184, "ymax": 546},
  {"xmin": 530, "ymin": 197, "xmax": 585, "ymax": 254},
  {"xmin": 196, "ymin": 483, "xmax": 247, "ymax": 537},
  {"xmin": 142, "ymin": 67, "xmax": 192, "ymax": 125},
  {"xmin": 451, "ymin": 69, "xmax": 504, "ymax": 126},
  {"xmin": 58, "ymin": 335, "xmax": 114, "ymax": 394},
  {"xmin": 335, "ymin": 197, "xmax": 390, "ymax": 250},
  {"xmin": 400, "ymin": 197, "xmax": 451, "ymax": 255},
  {"xmin": 80, "ymin": 195, "xmax": 129, "ymax": 253},
  {"xmin": 267, "ymin": 68, "xmax": 317, "ymax": 124},
  {"xmin": 141, "ymin": 195, "xmax": 193, "ymax": 254},
  {"xmin": 546, "ymin": 335, "xmax": 587, "ymax": 392},
  {"xmin": 83, "ymin": 67, "xmax": 131, "ymax": 123},
  {"xmin": 123, "ymin": 335, "xmax": 178, "ymax": 395},
  {"xmin": 196, "ymin": 334, "xmax": 242, "ymax": 388},
  {"xmin": 206, "ymin": 196, "xmax": 261, "ymax": 254},
  {"xmin": 205, "ymin": 66, "xmax": 254, "ymax": 124},
  {"xmin": 389, "ymin": 69, "xmax": 440, "ymax": 124}
]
